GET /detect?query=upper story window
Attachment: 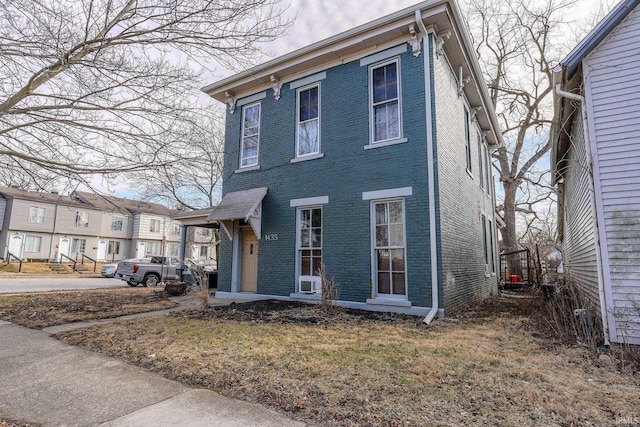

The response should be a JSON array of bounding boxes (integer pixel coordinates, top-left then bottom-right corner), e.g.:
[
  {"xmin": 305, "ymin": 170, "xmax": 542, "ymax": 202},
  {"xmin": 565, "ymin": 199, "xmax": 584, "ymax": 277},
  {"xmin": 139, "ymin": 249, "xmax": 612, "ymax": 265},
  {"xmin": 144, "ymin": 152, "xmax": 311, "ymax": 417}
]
[
  {"xmin": 75, "ymin": 211, "xmax": 89, "ymax": 227},
  {"xmin": 464, "ymin": 108, "xmax": 472, "ymax": 173},
  {"xmin": 149, "ymin": 219, "xmax": 161, "ymax": 233},
  {"xmin": 240, "ymin": 102, "xmax": 261, "ymax": 168},
  {"xmin": 478, "ymin": 134, "xmax": 484, "ymax": 189},
  {"xmin": 28, "ymin": 206, "xmax": 46, "ymax": 223},
  {"xmin": 484, "ymin": 144, "xmax": 492, "ymax": 196},
  {"xmin": 111, "ymin": 216, "xmax": 123, "ymax": 231},
  {"xmin": 170, "ymin": 223, "xmax": 181, "ymax": 235},
  {"xmin": 370, "ymin": 59, "xmax": 402, "ymax": 143},
  {"xmin": 297, "ymin": 84, "xmax": 320, "ymax": 157}
]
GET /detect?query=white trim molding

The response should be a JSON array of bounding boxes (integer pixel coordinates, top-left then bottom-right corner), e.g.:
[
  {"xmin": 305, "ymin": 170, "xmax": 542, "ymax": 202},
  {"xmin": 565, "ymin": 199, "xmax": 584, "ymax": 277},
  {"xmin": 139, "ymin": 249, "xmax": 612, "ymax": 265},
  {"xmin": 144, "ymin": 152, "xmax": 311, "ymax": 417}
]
[
  {"xmin": 236, "ymin": 91, "xmax": 267, "ymax": 107},
  {"xmin": 364, "ymin": 137, "xmax": 408, "ymax": 150},
  {"xmin": 362, "ymin": 187, "xmax": 412, "ymax": 200},
  {"xmin": 360, "ymin": 44, "xmax": 407, "ymax": 66},
  {"xmin": 290, "ymin": 153, "xmax": 325, "ymax": 163},
  {"xmin": 289, "ymin": 71, "xmax": 327, "ymax": 90},
  {"xmin": 290, "ymin": 196, "xmax": 329, "ymax": 207}
]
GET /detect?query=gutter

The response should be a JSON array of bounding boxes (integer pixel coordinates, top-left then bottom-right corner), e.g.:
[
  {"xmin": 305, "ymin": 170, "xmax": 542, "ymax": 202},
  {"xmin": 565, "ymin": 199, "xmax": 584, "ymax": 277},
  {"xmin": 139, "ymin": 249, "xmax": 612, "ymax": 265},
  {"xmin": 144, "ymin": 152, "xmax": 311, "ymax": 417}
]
[
  {"xmin": 415, "ymin": 11, "xmax": 440, "ymax": 324},
  {"xmin": 553, "ymin": 67, "xmax": 610, "ymax": 346}
]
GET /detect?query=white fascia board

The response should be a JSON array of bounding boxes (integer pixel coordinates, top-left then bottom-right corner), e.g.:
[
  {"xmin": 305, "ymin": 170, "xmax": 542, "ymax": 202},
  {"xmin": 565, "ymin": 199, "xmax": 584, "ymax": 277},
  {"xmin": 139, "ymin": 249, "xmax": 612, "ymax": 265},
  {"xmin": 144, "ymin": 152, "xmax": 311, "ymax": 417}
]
[
  {"xmin": 290, "ymin": 196, "xmax": 329, "ymax": 207},
  {"xmin": 362, "ymin": 187, "xmax": 413, "ymax": 200}
]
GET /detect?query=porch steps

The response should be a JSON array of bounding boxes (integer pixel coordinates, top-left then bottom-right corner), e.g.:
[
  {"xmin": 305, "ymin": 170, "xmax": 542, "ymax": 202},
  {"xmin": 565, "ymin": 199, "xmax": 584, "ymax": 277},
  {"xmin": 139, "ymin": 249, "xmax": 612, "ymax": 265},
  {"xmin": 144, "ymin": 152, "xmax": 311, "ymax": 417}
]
[
  {"xmin": 74, "ymin": 264, "xmax": 95, "ymax": 274},
  {"xmin": 46, "ymin": 263, "xmax": 70, "ymax": 274}
]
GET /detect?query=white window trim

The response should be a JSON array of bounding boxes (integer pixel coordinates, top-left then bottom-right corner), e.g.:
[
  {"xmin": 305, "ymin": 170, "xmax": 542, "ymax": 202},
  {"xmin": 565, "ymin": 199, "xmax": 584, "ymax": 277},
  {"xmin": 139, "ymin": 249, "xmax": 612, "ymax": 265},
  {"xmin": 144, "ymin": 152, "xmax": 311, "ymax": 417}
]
[
  {"xmin": 28, "ymin": 206, "xmax": 46, "ymax": 224},
  {"xmin": 239, "ymin": 102, "xmax": 261, "ymax": 169},
  {"xmin": 289, "ymin": 72, "xmax": 326, "ymax": 90},
  {"xmin": 24, "ymin": 235, "xmax": 42, "ymax": 253},
  {"xmin": 370, "ymin": 198, "xmax": 408, "ymax": 300},
  {"xmin": 360, "ymin": 44, "xmax": 407, "ymax": 66},
  {"xmin": 295, "ymin": 83, "xmax": 321, "ymax": 159},
  {"xmin": 290, "ymin": 196, "xmax": 329, "ymax": 207},
  {"xmin": 369, "ymin": 58, "xmax": 404, "ymax": 145},
  {"xmin": 464, "ymin": 106, "xmax": 472, "ymax": 174},
  {"xmin": 478, "ymin": 133, "xmax": 484, "ymax": 190},
  {"xmin": 236, "ymin": 91, "xmax": 266, "ymax": 107},
  {"xmin": 364, "ymin": 137, "xmax": 408, "ymax": 150},
  {"xmin": 294, "ymin": 205, "xmax": 323, "ymax": 295},
  {"xmin": 235, "ymin": 164, "xmax": 260, "ymax": 173},
  {"xmin": 290, "ymin": 153, "xmax": 325, "ymax": 163},
  {"xmin": 362, "ymin": 186, "xmax": 412, "ymax": 201}
]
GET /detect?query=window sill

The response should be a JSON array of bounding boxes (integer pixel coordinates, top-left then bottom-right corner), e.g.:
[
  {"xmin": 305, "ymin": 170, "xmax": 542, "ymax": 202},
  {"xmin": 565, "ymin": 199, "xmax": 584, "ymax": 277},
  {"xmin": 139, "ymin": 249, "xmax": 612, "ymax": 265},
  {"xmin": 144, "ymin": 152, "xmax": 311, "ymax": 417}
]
[
  {"xmin": 366, "ymin": 298, "xmax": 411, "ymax": 307},
  {"xmin": 290, "ymin": 292, "xmax": 321, "ymax": 301},
  {"xmin": 364, "ymin": 137, "xmax": 408, "ymax": 150},
  {"xmin": 235, "ymin": 165, "xmax": 260, "ymax": 173},
  {"xmin": 290, "ymin": 153, "xmax": 324, "ymax": 163}
]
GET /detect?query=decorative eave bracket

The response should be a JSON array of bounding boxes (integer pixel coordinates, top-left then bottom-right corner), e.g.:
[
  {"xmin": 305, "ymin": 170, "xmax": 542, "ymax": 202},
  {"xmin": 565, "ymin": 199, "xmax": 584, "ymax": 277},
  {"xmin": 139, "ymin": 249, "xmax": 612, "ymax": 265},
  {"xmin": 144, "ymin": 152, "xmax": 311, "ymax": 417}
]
[
  {"xmin": 408, "ymin": 24, "xmax": 421, "ymax": 57},
  {"xmin": 270, "ymin": 75, "xmax": 283, "ymax": 101},
  {"xmin": 471, "ymin": 106, "xmax": 482, "ymax": 122},
  {"xmin": 225, "ymin": 91, "xmax": 237, "ymax": 114},
  {"xmin": 435, "ymin": 30, "xmax": 451, "ymax": 58},
  {"xmin": 458, "ymin": 65, "xmax": 471, "ymax": 97}
]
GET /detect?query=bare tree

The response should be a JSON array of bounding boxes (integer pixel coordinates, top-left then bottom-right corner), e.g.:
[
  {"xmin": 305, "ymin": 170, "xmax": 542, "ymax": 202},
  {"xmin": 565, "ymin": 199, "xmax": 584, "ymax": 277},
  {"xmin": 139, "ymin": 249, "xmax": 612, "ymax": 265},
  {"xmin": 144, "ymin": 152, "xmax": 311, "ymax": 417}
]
[
  {"xmin": 0, "ymin": 0, "xmax": 290, "ymax": 189},
  {"xmin": 466, "ymin": 0, "xmax": 573, "ymax": 253},
  {"xmin": 130, "ymin": 109, "xmax": 225, "ymax": 209}
]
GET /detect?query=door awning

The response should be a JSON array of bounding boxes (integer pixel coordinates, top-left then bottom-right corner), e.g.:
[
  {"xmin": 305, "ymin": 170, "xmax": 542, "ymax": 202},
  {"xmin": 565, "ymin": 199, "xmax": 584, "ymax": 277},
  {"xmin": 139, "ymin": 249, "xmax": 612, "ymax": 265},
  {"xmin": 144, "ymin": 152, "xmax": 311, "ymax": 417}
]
[{"xmin": 207, "ymin": 187, "xmax": 268, "ymax": 240}]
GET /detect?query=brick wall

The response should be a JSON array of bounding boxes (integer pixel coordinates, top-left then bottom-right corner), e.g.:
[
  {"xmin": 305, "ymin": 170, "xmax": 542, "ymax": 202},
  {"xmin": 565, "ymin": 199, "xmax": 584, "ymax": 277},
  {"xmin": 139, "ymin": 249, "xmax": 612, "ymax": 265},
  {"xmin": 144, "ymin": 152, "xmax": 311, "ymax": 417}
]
[{"xmin": 432, "ymin": 52, "xmax": 498, "ymax": 313}]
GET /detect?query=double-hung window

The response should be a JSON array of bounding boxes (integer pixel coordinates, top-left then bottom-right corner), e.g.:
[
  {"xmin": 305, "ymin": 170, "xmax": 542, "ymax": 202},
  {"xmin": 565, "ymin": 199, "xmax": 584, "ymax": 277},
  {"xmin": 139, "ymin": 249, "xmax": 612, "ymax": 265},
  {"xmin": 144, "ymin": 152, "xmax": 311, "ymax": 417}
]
[
  {"xmin": 24, "ymin": 235, "xmax": 42, "ymax": 253},
  {"xmin": 149, "ymin": 219, "xmax": 161, "ymax": 233},
  {"xmin": 297, "ymin": 85, "xmax": 320, "ymax": 157},
  {"xmin": 464, "ymin": 107, "xmax": 472, "ymax": 173},
  {"xmin": 75, "ymin": 211, "xmax": 89, "ymax": 227},
  {"xmin": 478, "ymin": 134, "xmax": 484, "ymax": 189},
  {"xmin": 370, "ymin": 59, "xmax": 401, "ymax": 143},
  {"xmin": 240, "ymin": 102, "xmax": 261, "ymax": 168},
  {"xmin": 373, "ymin": 199, "xmax": 406, "ymax": 297},
  {"xmin": 108, "ymin": 241, "xmax": 120, "ymax": 255},
  {"xmin": 488, "ymin": 219, "xmax": 495, "ymax": 273},
  {"xmin": 28, "ymin": 207, "xmax": 46, "ymax": 224},
  {"xmin": 481, "ymin": 214, "xmax": 489, "ymax": 272},
  {"xmin": 111, "ymin": 216, "xmax": 123, "ymax": 231},
  {"xmin": 484, "ymin": 144, "xmax": 492, "ymax": 196},
  {"xmin": 297, "ymin": 207, "xmax": 322, "ymax": 293},
  {"xmin": 71, "ymin": 238, "xmax": 86, "ymax": 254}
]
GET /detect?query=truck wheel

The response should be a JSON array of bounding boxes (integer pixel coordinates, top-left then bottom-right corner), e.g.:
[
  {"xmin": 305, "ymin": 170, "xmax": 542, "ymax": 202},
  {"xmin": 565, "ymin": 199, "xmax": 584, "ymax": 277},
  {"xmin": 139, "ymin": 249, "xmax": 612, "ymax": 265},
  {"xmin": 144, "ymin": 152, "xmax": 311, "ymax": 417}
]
[{"xmin": 144, "ymin": 274, "xmax": 160, "ymax": 288}]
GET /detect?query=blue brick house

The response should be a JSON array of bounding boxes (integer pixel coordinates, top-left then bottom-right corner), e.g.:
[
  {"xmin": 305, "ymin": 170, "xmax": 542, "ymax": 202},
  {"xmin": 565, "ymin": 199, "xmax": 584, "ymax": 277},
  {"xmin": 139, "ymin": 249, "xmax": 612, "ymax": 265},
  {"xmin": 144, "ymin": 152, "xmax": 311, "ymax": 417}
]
[{"xmin": 202, "ymin": 0, "xmax": 501, "ymax": 319}]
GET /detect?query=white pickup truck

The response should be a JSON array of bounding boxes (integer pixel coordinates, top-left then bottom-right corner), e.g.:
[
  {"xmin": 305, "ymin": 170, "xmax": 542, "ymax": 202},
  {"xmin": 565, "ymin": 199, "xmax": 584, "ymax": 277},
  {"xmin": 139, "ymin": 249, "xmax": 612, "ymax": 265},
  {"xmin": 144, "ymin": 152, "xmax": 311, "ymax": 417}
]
[{"xmin": 116, "ymin": 256, "xmax": 184, "ymax": 287}]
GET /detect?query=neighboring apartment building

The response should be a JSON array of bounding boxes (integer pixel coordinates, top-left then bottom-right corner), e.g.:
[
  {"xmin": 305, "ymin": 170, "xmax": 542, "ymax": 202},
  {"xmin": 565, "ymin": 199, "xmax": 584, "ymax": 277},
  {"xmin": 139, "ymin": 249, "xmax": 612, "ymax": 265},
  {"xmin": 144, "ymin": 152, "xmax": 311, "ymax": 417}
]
[
  {"xmin": 552, "ymin": 0, "xmax": 640, "ymax": 344},
  {"xmin": 0, "ymin": 187, "xmax": 104, "ymax": 262},
  {"xmin": 73, "ymin": 192, "xmax": 182, "ymax": 260},
  {"xmin": 202, "ymin": 0, "xmax": 501, "ymax": 317},
  {"xmin": 0, "ymin": 187, "xmax": 182, "ymax": 262}
]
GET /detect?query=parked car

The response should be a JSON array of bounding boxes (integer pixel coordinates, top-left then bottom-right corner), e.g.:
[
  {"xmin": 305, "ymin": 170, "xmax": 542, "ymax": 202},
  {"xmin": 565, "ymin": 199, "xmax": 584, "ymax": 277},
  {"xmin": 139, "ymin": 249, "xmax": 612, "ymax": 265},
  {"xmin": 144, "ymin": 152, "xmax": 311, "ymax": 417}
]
[
  {"xmin": 110, "ymin": 258, "xmax": 151, "ymax": 280},
  {"xmin": 100, "ymin": 263, "xmax": 119, "ymax": 278},
  {"xmin": 117, "ymin": 256, "xmax": 183, "ymax": 287}
]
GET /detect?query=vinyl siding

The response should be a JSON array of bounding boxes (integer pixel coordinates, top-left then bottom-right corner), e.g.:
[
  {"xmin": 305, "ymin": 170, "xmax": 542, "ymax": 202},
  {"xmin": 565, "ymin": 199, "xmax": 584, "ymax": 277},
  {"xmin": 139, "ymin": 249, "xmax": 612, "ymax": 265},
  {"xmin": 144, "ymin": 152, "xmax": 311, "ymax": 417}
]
[
  {"xmin": 584, "ymin": 4, "xmax": 640, "ymax": 344},
  {"xmin": 561, "ymin": 109, "xmax": 600, "ymax": 305},
  {"xmin": 0, "ymin": 199, "xmax": 6, "ymax": 229}
]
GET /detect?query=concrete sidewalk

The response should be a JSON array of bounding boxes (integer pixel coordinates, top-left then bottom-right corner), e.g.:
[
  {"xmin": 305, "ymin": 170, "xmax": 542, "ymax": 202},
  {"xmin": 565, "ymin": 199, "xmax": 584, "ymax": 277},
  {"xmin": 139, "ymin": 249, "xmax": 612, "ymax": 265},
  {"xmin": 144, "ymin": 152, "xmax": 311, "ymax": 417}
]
[{"xmin": 0, "ymin": 320, "xmax": 305, "ymax": 426}]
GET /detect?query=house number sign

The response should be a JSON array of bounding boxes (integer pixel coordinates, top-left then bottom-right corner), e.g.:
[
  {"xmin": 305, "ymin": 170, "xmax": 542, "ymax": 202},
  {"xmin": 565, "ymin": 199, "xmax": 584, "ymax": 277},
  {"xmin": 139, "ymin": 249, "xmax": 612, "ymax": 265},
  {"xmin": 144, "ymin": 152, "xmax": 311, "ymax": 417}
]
[{"xmin": 264, "ymin": 233, "xmax": 279, "ymax": 241}]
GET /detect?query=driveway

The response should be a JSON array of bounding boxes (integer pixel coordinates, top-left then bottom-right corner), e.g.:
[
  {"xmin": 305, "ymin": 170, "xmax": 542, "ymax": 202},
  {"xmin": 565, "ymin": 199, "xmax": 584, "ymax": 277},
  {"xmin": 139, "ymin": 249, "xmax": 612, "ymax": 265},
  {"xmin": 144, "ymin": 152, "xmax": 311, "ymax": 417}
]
[{"xmin": 0, "ymin": 277, "xmax": 127, "ymax": 293}]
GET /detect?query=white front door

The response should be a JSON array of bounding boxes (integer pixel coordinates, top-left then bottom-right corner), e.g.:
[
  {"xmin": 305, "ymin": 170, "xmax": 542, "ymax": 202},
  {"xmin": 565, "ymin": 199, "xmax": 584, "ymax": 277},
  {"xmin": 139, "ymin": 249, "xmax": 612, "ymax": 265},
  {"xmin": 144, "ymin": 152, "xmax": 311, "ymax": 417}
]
[
  {"xmin": 136, "ymin": 241, "xmax": 146, "ymax": 258},
  {"xmin": 96, "ymin": 240, "xmax": 107, "ymax": 261},
  {"xmin": 8, "ymin": 233, "xmax": 24, "ymax": 258},
  {"xmin": 57, "ymin": 237, "xmax": 70, "ymax": 261}
]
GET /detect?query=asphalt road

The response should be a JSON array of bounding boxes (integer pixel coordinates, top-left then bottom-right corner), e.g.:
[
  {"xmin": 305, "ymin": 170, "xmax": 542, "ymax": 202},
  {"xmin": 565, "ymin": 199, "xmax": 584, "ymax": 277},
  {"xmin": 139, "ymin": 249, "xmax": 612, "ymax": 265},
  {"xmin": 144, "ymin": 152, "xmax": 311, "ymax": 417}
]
[{"xmin": 0, "ymin": 276, "xmax": 128, "ymax": 293}]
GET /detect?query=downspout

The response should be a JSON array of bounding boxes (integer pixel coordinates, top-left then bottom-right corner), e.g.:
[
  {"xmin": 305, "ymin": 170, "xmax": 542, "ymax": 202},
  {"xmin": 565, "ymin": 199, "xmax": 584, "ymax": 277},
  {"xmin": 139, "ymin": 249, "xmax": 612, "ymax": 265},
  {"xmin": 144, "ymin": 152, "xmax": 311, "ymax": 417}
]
[
  {"xmin": 553, "ymin": 67, "xmax": 610, "ymax": 346},
  {"xmin": 416, "ymin": 10, "xmax": 439, "ymax": 324}
]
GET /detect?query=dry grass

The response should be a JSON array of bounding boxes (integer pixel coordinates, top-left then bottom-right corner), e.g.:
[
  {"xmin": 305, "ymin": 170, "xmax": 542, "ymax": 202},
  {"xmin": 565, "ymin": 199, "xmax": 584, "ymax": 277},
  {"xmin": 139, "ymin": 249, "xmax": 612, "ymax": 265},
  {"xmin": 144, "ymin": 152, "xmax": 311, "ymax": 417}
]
[
  {"xmin": 0, "ymin": 288, "xmax": 175, "ymax": 328},
  {"xmin": 57, "ymin": 295, "xmax": 640, "ymax": 426},
  {"xmin": 0, "ymin": 261, "xmax": 109, "ymax": 275}
]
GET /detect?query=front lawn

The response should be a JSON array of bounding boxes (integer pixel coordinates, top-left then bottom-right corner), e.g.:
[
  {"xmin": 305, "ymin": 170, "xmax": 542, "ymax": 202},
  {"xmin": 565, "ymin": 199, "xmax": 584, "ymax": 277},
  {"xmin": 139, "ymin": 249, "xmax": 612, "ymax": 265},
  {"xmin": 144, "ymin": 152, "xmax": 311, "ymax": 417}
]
[
  {"xmin": 0, "ymin": 288, "xmax": 175, "ymax": 328},
  {"xmin": 56, "ymin": 297, "xmax": 640, "ymax": 426}
]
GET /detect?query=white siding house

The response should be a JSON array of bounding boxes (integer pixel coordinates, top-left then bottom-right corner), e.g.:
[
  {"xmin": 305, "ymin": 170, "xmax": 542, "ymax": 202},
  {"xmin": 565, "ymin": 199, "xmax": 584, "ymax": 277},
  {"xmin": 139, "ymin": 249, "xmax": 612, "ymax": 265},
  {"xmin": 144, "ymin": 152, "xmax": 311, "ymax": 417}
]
[{"xmin": 553, "ymin": 0, "xmax": 640, "ymax": 345}]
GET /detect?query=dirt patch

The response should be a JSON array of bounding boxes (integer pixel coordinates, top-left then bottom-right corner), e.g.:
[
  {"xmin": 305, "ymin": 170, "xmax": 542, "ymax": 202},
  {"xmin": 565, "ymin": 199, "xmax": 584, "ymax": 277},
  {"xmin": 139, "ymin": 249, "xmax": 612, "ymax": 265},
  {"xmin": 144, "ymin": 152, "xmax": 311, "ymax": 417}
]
[
  {"xmin": 57, "ymin": 294, "xmax": 640, "ymax": 426},
  {"xmin": 0, "ymin": 288, "xmax": 175, "ymax": 329}
]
